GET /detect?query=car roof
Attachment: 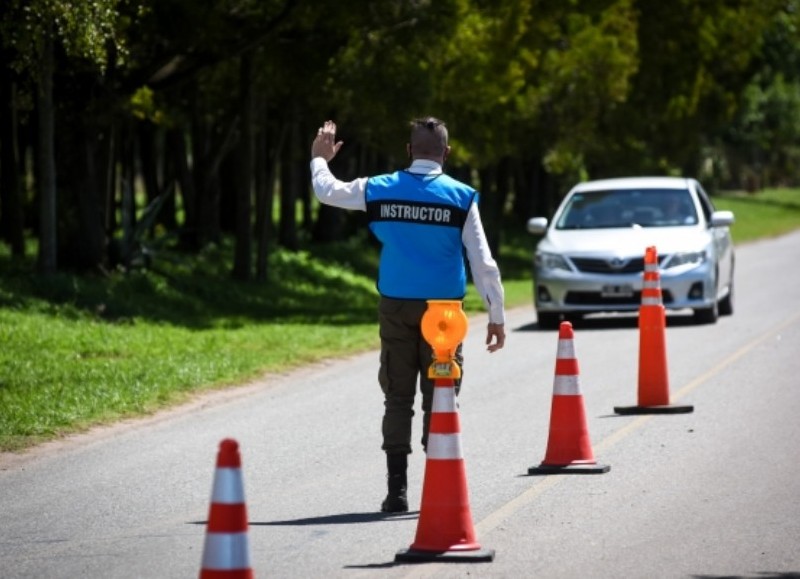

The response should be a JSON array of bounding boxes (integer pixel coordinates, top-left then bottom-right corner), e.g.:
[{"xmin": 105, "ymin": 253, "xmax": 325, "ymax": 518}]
[{"xmin": 571, "ymin": 176, "xmax": 694, "ymax": 192}]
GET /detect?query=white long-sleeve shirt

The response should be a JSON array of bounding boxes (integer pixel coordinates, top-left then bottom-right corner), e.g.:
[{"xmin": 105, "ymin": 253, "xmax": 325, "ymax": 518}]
[{"xmin": 310, "ymin": 157, "xmax": 506, "ymax": 324}]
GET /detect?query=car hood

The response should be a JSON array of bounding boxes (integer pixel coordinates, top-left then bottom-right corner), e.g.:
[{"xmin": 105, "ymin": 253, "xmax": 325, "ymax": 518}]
[{"xmin": 537, "ymin": 226, "xmax": 710, "ymax": 258}]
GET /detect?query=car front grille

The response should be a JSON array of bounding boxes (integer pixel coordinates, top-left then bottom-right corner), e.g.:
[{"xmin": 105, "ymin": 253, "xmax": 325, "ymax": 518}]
[
  {"xmin": 570, "ymin": 256, "xmax": 666, "ymax": 274},
  {"xmin": 564, "ymin": 290, "xmax": 674, "ymax": 306}
]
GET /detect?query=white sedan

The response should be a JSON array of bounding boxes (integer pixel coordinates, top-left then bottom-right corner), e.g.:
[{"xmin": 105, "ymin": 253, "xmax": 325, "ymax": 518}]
[{"xmin": 526, "ymin": 176, "xmax": 735, "ymax": 328}]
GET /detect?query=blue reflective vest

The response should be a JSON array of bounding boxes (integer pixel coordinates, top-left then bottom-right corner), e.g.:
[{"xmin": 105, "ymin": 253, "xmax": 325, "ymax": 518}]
[{"xmin": 365, "ymin": 170, "xmax": 477, "ymax": 300}]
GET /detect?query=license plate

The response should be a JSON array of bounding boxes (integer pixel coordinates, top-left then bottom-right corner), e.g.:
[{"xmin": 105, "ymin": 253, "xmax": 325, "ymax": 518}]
[{"xmin": 601, "ymin": 284, "xmax": 634, "ymax": 297}]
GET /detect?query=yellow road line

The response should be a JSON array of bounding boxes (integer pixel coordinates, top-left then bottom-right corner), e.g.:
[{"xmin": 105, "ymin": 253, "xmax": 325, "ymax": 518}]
[
  {"xmin": 401, "ymin": 310, "xmax": 800, "ymax": 577},
  {"xmin": 671, "ymin": 309, "xmax": 800, "ymax": 402},
  {"xmin": 479, "ymin": 309, "xmax": 800, "ymax": 538}
]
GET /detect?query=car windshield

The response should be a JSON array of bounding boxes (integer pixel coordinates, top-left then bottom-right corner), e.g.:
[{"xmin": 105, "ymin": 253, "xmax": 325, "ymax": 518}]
[{"xmin": 555, "ymin": 188, "xmax": 698, "ymax": 230}]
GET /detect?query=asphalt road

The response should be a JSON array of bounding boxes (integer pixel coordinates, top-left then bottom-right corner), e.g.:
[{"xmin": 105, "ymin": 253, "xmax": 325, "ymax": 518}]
[{"xmin": 2, "ymin": 230, "xmax": 800, "ymax": 579}]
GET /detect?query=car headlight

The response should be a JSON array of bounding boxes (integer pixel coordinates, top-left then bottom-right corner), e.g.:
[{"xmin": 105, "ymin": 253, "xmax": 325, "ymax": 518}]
[
  {"xmin": 535, "ymin": 252, "xmax": 571, "ymax": 271},
  {"xmin": 663, "ymin": 251, "xmax": 706, "ymax": 269}
]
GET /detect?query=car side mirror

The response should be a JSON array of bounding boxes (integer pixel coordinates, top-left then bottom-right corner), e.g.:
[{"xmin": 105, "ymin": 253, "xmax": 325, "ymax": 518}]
[
  {"xmin": 709, "ymin": 210, "xmax": 734, "ymax": 227},
  {"xmin": 527, "ymin": 217, "xmax": 549, "ymax": 235}
]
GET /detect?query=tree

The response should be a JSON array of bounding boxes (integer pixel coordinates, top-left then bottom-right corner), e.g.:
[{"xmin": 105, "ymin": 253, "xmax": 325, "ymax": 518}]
[
  {"xmin": 3, "ymin": 0, "xmax": 799, "ymax": 280},
  {"xmin": 600, "ymin": 0, "xmax": 784, "ymax": 180},
  {"xmin": 0, "ymin": 25, "xmax": 25, "ymax": 258},
  {"xmin": 715, "ymin": 2, "xmax": 800, "ymax": 189},
  {"xmin": 1, "ymin": 0, "xmax": 126, "ymax": 272}
]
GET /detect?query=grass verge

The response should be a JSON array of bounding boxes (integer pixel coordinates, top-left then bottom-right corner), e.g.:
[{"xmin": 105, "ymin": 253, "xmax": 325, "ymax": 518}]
[
  {"xmin": 0, "ymin": 232, "xmax": 530, "ymax": 452},
  {"xmin": 1, "ymin": 187, "xmax": 798, "ymax": 452}
]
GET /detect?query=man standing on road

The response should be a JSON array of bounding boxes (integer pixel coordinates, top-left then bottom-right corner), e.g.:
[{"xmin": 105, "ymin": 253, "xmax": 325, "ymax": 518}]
[{"xmin": 310, "ymin": 117, "xmax": 506, "ymax": 513}]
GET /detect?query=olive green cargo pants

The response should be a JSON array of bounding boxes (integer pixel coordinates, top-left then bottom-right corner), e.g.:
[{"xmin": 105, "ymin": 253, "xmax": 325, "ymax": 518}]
[{"xmin": 378, "ymin": 297, "xmax": 463, "ymax": 455}]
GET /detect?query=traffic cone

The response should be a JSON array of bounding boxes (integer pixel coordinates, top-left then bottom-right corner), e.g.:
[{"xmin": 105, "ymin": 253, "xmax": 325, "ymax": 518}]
[
  {"xmin": 395, "ymin": 378, "xmax": 494, "ymax": 562},
  {"xmin": 614, "ymin": 246, "xmax": 694, "ymax": 415},
  {"xmin": 529, "ymin": 321, "xmax": 609, "ymax": 475},
  {"xmin": 199, "ymin": 438, "xmax": 254, "ymax": 579}
]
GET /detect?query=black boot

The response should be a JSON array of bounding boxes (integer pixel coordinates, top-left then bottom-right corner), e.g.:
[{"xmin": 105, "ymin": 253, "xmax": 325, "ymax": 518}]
[{"xmin": 380, "ymin": 453, "xmax": 408, "ymax": 513}]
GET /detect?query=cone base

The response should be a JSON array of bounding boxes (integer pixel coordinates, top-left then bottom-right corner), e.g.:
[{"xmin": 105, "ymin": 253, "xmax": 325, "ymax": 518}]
[
  {"xmin": 395, "ymin": 546, "xmax": 495, "ymax": 563},
  {"xmin": 528, "ymin": 462, "xmax": 610, "ymax": 475},
  {"xmin": 200, "ymin": 571, "xmax": 254, "ymax": 579},
  {"xmin": 614, "ymin": 404, "xmax": 694, "ymax": 415}
]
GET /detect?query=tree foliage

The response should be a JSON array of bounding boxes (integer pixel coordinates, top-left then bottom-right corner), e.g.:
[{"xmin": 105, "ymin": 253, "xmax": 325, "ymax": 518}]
[{"xmin": 1, "ymin": 0, "xmax": 799, "ymax": 275}]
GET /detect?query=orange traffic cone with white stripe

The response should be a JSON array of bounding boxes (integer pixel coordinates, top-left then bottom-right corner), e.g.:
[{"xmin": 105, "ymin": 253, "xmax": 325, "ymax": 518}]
[
  {"xmin": 395, "ymin": 300, "xmax": 493, "ymax": 563},
  {"xmin": 614, "ymin": 246, "xmax": 693, "ymax": 415},
  {"xmin": 529, "ymin": 321, "xmax": 609, "ymax": 474},
  {"xmin": 199, "ymin": 439, "xmax": 254, "ymax": 579},
  {"xmin": 395, "ymin": 377, "xmax": 494, "ymax": 562}
]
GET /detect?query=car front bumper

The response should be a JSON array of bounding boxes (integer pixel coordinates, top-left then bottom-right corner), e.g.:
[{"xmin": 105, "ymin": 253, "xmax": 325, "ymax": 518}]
[{"xmin": 534, "ymin": 261, "xmax": 716, "ymax": 314}]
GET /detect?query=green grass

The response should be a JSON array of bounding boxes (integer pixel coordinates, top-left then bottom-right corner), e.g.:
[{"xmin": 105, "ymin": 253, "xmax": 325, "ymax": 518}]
[
  {"xmin": 0, "ymin": 307, "xmax": 377, "ymax": 448},
  {"xmin": 1, "ymin": 187, "xmax": 798, "ymax": 452},
  {"xmin": 713, "ymin": 187, "xmax": 800, "ymax": 243},
  {"xmin": 0, "ymin": 232, "xmax": 531, "ymax": 452}
]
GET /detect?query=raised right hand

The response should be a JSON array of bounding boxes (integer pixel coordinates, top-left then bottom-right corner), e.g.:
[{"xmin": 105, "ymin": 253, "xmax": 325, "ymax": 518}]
[{"xmin": 311, "ymin": 120, "xmax": 344, "ymax": 162}]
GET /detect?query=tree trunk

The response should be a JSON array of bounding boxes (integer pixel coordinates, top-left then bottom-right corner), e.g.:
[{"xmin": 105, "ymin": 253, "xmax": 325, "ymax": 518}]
[
  {"xmin": 477, "ymin": 165, "xmax": 501, "ymax": 257},
  {"xmin": 255, "ymin": 113, "xmax": 286, "ymax": 281},
  {"xmin": 119, "ymin": 124, "xmax": 136, "ymax": 267},
  {"xmin": 104, "ymin": 122, "xmax": 118, "ymax": 236},
  {"xmin": 75, "ymin": 121, "xmax": 107, "ymax": 269},
  {"xmin": 311, "ymin": 204, "xmax": 343, "ymax": 244},
  {"xmin": 168, "ymin": 127, "xmax": 198, "ymax": 249},
  {"xmin": 232, "ymin": 52, "xmax": 254, "ymax": 280},
  {"xmin": 37, "ymin": 25, "xmax": 57, "ymax": 274},
  {"xmin": 278, "ymin": 121, "xmax": 299, "ymax": 251},
  {"xmin": 193, "ymin": 111, "xmax": 238, "ymax": 249},
  {"xmin": 298, "ymin": 119, "xmax": 312, "ymax": 234},
  {"xmin": 511, "ymin": 158, "xmax": 534, "ymax": 223},
  {"xmin": 191, "ymin": 109, "xmax": 212, "ymax": 247},
  {"xmin": 219, "ymin": 154, "xmax": 237, "ymax": 234},
  {"xmin": 139, "ymin": 120, "xmax": 175, "ymax": 230},
  {"xmin": 0, "ymin": 58, "xmax": 25, "ymax": 257},
  {"xmin": 514, "ymin": 157, "xmax": 556, "ymax": 219}
]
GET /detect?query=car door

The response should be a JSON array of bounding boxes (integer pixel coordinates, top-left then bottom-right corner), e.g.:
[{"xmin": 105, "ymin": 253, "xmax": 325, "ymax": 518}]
[{"xmin": 695, "ymin": 182, "xmax": 734, "ymax": 297}]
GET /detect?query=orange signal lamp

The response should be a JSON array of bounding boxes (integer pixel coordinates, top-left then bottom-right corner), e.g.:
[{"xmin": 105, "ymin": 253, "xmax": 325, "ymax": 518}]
[{"xmin": 421, "ymin": 300, "xmax": 468, "ymax": 379}]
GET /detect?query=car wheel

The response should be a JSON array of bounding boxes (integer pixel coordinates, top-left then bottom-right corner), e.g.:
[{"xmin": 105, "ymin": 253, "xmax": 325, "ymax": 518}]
[
  {"xmin": 719, "ymin": 264, "xmax": 734, "ymax": 316},
  {"xmin": 693, "ymin": 301, "xmax": 719, "ymax": 324},
  {"xmin": 537, "ymin": 311, "xmax": 561, "ymax": 330},
  {"xmin": 718, "ymin": 280, "xmax": 734, "ymax": 316}
]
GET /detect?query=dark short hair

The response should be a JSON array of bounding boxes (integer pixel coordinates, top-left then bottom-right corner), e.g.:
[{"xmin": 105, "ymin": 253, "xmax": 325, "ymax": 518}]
[{"xmin": 409, "ymin": 117, "xmax": 448, "ymax": 156}]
